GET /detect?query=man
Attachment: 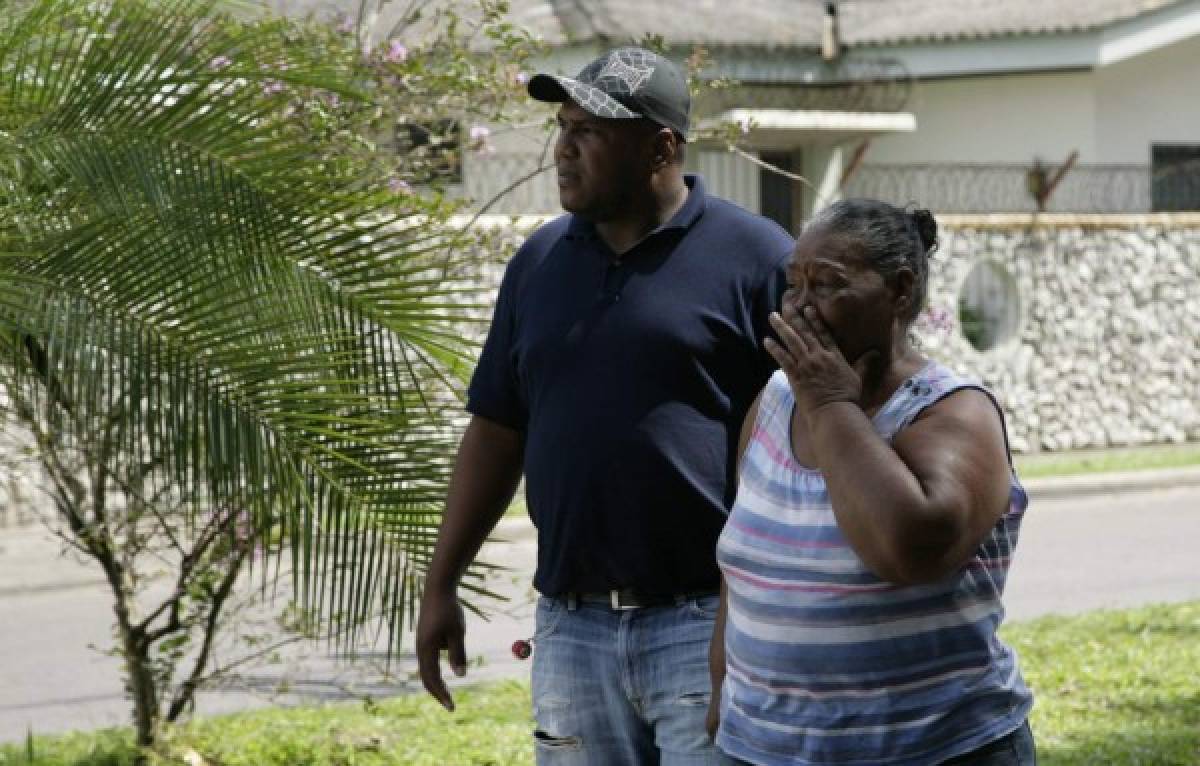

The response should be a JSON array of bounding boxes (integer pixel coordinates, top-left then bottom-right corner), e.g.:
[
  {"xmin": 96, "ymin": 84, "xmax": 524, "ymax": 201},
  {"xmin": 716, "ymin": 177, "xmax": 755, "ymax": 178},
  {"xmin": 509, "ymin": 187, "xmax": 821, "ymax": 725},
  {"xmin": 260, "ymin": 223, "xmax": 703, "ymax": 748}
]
[{"xmin": 416, "ymin": 46, "xmax": 793, "ymax": 763}]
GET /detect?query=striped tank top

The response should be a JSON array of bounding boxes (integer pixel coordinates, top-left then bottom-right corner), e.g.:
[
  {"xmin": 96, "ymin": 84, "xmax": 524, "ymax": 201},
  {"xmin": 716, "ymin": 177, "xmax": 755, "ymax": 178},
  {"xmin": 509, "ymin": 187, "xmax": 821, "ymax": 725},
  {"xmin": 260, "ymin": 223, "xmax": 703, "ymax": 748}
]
[{"xmin": 715, "ymin": 362, "xmax": 1033, "ymax": 765}]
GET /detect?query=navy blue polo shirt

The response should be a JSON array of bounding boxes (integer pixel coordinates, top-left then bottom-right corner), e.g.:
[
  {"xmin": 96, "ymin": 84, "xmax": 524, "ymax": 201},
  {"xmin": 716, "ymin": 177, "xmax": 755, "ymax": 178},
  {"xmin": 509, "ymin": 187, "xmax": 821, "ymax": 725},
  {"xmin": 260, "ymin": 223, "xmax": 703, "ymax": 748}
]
[{"xmin": 468, "ymin": 176, "xmax": 792, "ymax": 596}]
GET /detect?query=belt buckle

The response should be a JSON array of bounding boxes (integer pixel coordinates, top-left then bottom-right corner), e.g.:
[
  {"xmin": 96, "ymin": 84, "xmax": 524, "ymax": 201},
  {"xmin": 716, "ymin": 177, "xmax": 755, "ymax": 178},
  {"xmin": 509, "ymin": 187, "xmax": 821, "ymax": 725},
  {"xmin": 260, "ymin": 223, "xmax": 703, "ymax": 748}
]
[{"xmin": 610, "ymin": 589, "xmax": 639, "ymax": 610}]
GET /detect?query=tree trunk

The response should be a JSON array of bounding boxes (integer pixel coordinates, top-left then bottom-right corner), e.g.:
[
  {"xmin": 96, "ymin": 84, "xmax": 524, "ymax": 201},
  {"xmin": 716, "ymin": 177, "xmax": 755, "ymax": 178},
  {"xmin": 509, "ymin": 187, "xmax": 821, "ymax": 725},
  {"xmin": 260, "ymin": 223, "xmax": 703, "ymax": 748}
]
[{"xmin": 115, "ymin": 601, "xmax": 160, "ymax": 749}]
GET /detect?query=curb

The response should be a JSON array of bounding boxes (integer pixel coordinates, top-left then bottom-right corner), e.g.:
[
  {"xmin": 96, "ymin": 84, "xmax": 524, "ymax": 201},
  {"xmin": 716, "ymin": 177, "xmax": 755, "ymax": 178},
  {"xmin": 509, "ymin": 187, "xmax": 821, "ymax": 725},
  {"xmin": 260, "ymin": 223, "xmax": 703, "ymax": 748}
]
[
  {"xmin": 0, "ymin": 577, "xmax": 109, "ymax": 598},
  {"xmin": 3, "ymin": 468, "xmax": 1197, "ymax": 596},
  {"xmin": 1020, "ymin": 466, "xmax": 1200, "ymax": 501},
  {"xmin": 0, "ymin": 529, "xmax": 109, "ymax": 597},
  {"xmin": 491, "ymin": 467, "xmax": 1200, "ymax": 528},
  {"xmin": 492, "ymin": 466, "xmax": 1200, "ymax": 538}
]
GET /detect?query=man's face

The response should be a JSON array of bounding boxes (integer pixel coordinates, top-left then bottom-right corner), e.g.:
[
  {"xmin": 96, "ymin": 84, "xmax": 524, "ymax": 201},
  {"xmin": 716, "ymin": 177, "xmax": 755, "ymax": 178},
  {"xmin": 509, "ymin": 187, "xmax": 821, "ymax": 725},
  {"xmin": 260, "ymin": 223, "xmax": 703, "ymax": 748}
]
[{"xmin": 553, "ymin": 102, "xmax": 653, "ymax": 220}]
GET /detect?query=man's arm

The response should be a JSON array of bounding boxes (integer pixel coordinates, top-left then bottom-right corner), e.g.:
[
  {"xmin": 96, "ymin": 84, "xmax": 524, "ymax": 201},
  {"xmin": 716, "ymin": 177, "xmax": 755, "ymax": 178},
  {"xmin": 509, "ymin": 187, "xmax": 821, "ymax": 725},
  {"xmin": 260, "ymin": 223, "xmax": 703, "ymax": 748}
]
[{"xmin": 416, "ymin": 415, "xmax": 524, "ymax": 711}]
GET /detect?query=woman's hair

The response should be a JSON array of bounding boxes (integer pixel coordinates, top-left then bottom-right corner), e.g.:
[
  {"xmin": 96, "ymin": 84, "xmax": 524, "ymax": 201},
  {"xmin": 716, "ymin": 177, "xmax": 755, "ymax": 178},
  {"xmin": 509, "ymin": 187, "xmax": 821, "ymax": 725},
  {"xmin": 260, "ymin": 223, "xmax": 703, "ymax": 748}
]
[{"xmin": 806, "ymin": 199, "xmax": 939, "ymax": 322}]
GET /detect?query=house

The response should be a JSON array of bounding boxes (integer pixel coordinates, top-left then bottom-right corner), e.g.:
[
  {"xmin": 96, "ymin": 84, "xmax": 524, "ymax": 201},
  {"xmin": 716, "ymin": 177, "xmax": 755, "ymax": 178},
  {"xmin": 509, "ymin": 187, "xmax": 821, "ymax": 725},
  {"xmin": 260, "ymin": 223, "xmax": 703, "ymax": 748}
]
[
  {"xmin": 462, "ymin": 0, "xmax": 1200, "ymax": 452},
  {"xmin": 449, "ymin": 0, "xmax": 1200, "ymax": 227},
  {"xmin": 273, "ymin": 1, "xmax": 1200, "ymax": 451}
]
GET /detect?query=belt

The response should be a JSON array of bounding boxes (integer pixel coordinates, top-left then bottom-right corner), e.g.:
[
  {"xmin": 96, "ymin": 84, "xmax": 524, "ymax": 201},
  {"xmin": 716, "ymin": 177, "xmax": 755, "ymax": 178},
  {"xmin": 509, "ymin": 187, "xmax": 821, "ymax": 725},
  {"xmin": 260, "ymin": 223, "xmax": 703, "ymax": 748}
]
[{"xmin": 561, "ymin": 588, "xmax": 717, "ymax": 611}]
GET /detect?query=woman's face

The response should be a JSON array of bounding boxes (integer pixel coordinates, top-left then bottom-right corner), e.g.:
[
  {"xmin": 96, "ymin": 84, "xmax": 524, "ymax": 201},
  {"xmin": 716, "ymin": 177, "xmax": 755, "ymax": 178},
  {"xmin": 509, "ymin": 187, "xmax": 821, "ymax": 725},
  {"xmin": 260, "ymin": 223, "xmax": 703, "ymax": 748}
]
[{"xmin": 782, "ymin": 227, "xmax": 905, "ymax": 364}]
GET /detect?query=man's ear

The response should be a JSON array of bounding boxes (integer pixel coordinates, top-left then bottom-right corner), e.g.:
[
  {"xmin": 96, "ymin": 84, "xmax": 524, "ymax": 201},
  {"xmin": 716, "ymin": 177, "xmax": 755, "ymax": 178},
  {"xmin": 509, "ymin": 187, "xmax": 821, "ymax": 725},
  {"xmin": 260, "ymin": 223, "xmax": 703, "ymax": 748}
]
[{"xmin": 652, "ymin": 128, "xmax": 679, "ymax": 169}]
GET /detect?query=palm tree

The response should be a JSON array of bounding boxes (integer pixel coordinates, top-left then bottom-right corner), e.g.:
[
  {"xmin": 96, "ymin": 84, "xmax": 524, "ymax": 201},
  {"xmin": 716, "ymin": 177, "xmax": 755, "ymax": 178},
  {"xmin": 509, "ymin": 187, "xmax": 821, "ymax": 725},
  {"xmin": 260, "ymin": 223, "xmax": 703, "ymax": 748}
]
[{"xmin": 0, "ymin": 0, "xmax": 502, "ymax": 748}]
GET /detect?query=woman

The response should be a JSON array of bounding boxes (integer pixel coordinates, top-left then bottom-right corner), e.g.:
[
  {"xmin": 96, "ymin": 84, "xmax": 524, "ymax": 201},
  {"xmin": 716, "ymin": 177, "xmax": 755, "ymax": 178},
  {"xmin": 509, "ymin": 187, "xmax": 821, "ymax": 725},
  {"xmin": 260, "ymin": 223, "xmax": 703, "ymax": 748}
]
[{"xmin": 708, "ymin": 199, "xmax": 1035, "ymax": 765}]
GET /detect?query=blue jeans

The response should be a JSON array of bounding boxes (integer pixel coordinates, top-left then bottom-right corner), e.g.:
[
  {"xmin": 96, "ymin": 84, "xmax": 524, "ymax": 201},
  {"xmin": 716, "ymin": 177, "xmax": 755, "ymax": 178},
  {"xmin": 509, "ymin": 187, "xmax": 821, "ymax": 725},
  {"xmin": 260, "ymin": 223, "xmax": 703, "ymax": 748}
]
[
  {"xmin": 531, "ymin": 594, "xmax": 736, "ymax": 765},
  {"xmin": 940, "ymin": 721, "xmax": 1037, "ymax": 765}
]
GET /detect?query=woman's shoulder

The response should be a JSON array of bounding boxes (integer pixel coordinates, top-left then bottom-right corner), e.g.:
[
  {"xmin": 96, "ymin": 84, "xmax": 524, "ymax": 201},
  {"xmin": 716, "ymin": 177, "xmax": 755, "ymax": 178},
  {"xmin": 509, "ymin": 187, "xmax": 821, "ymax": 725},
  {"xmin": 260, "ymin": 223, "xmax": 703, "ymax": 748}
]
[
  {"xmin": 917, "ymin": 359, "xmax": 976, "ymax": 387},
  {"xmin": 762, "ymin": 368, "xmax": 793, "ymax": 409},
  {"xmin": 744, "ymin": 370, "xmax": 793, "ymax": 438},
  {"xmin": 905, "ymin": 360, "xmax": 988, "ymax": 403},
  {"xmin": 876, "ymin": 361, "xmax": 994, "ymax": 437}
]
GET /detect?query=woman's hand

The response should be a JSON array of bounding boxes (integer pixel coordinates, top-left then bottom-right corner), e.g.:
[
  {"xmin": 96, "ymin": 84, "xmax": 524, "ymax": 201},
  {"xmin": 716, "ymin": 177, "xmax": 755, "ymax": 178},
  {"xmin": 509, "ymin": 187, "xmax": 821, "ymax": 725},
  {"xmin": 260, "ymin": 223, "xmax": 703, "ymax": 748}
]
[
  {"xmin": 765, "ymin": 304, "xmax": 874, "ymax": 427},
  {"xmin": 705, "ymin": 695, "xmax": 721, "ymax": 741}
]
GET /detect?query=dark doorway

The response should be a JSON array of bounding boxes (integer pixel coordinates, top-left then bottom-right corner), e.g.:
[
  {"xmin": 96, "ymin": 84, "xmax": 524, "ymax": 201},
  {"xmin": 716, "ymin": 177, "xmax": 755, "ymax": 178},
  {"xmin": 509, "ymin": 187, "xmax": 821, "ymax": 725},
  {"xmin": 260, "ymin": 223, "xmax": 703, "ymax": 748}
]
[{"xmin": 759, "ymin": 151, "xmax": 798, "ymax": 234}]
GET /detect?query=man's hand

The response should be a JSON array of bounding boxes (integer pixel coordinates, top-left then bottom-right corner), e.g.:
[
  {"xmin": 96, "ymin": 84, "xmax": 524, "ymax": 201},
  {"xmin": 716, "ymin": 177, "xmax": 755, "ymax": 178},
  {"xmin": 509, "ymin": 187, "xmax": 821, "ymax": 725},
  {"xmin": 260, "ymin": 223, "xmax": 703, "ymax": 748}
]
[
  {"xmin": 415, "ymin": 588, "xmax": 468, "ymax": 712},
  {"xmin": 414, "ymin": 416, "xmax": 524, "ymax": 713}
]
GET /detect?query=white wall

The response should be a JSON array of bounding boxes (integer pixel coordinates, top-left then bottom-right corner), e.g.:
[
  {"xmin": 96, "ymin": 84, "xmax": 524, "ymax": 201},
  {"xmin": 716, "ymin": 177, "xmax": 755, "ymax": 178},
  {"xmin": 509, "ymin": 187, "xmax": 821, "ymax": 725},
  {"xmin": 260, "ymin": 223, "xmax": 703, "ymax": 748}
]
[
  {"xmin": 690, "ymin": 149, "xmax": 761, "ymax": 213},
  {"xmin": 861, "ymin": 31, "xmax": 1200, "ymax": 168},
  {"xmin": 1096, "ymin": 34, "xmax": 1200, "ymax": 162},
  {"xmin": 866, "ymin": 70, "xmax": 1097, "ymax": 165}
]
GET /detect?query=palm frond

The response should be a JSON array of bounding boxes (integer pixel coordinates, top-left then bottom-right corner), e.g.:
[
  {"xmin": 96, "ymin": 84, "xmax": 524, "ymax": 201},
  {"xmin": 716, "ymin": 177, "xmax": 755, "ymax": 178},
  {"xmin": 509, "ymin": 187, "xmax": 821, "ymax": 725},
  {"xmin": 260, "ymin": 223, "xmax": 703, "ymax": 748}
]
[{"xmin": 0, "ymin": 0, "xmax": 493, "ymax": 646}]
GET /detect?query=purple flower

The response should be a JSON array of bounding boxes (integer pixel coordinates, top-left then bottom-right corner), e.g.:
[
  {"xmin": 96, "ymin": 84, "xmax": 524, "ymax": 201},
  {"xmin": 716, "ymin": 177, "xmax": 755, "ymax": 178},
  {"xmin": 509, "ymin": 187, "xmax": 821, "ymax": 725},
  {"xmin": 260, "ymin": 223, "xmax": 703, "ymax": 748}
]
[
  {"xmin": 914, "ymin": 305, "xmax": 955, "ymax": 337},
  {"xmin": 383, "ymin": 39, "xmax": 408, "ymax": 63},
  {"xmin": 468, "ymin": 124, "xmax": 494, "ymax": 154},
  {"xmin": 335, "ymin": 14, "xmax": 355, "ymax": 35},
  {"xmin": 388, "ymin": 177, "xmax": 412, "ymax": 195},
  {"xmin": 261, "ymin": 80, "xmax": 284, "ymax": 96},
  {"xmin": 208, "ymin": 55, "xmax": 232, "ymax": 71}
]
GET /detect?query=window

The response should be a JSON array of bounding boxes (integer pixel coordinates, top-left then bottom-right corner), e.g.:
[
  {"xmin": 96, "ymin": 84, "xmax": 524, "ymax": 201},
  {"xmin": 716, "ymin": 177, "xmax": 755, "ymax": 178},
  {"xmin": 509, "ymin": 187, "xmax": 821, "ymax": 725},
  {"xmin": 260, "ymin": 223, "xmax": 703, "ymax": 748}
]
[
  {"xmin": 1151, "ymin": 144, "xmax": 1200, "ymax": 212},
  {"xmin": 958, "ymin": 261, "xmax": 1020, "ymax": 352}
]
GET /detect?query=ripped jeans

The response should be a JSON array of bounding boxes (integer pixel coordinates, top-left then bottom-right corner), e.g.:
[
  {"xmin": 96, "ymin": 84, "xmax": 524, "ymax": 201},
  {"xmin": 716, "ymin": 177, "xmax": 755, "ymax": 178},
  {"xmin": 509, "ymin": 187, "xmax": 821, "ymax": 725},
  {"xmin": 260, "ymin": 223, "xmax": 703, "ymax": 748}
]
[{"xmin": 531, "ymin": 594, "xmax": 736, "ymax": 765}]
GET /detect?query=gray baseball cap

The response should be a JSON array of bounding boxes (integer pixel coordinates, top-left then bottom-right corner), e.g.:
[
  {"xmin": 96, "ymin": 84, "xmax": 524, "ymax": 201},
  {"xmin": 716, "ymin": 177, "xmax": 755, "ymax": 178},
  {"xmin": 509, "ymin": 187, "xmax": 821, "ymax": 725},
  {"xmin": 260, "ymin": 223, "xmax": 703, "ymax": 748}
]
[{"xmin": 528, "ymin": 47, "xmax": 690, "ymax": 140}]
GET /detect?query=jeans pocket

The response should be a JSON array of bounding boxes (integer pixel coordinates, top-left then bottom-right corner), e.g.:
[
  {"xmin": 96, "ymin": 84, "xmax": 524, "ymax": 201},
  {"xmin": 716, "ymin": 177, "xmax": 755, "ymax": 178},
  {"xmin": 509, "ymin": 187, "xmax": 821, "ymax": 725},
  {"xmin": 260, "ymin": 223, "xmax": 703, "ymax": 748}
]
[
  {"xmin": 688, "ymin": 593, "xmax": 720, "ymax": 620},
  {"xmin": 533, "ymin": 596, "xmax": 566, "ymax": 641}
]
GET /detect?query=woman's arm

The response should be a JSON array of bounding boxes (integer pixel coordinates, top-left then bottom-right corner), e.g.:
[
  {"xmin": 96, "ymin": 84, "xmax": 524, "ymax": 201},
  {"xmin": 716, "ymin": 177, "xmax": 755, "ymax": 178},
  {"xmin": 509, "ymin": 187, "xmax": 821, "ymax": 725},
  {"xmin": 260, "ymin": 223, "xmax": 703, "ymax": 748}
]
[
  {"xmin": 707, "ymin": 390, "xmax": 763, "ymax": 738},
  {"xmin": 808, "ymin": 389, "xmax": 1011, "ymax": 584},
  {"xmin": 707, "ymin": 578, "xmax": 729, "ymax": 740},
  {"xmin": 766, "ymin": 307, "xmax": 1011, "ymax": 585}
]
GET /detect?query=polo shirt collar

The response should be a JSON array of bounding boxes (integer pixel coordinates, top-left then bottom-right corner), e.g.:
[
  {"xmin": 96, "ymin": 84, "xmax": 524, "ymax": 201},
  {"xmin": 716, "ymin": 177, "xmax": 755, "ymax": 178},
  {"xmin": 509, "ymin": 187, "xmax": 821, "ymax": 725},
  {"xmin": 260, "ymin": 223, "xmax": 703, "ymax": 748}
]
[{"xmin": 565, "ymin": 174, "xmax": 707, "ymax": 240}]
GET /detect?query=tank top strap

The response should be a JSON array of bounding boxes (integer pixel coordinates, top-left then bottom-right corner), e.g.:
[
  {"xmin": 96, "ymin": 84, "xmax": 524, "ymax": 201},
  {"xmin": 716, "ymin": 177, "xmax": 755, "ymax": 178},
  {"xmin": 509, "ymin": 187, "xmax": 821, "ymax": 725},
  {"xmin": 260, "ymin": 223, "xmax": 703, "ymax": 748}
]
[
  {"xmin": 874, "ymin": 361, "xmax": 1023, "ymax": 480},
  {"xmin": 753, "ymin": 370, "xmax": 795, "ymax": 442},
  {"xmin": 873, "ymin": 362, "xmax": 983, "ymax": 441}
]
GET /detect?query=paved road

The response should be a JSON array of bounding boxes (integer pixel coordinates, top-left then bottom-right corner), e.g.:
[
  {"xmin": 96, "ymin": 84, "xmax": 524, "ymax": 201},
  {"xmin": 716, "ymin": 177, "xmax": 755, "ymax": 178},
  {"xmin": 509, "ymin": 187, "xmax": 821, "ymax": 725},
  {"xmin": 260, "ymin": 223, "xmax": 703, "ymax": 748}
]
[
  {"xmin": 0, "ymin": 528, "xmax": 539, "ymax": 742},
  {"xmin": 1, "ymin": 483, "xmax": 1198, "ymax": 742},
  {"xmin": 1004, "ymin": 484, "xmax": 1200, "ymax": 620}
]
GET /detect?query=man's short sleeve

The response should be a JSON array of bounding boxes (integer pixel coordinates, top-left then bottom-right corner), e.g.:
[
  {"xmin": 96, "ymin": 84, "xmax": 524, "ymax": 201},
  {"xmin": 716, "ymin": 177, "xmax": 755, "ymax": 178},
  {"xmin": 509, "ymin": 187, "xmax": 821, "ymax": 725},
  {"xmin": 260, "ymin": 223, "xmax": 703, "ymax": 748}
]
[{"xmin": 466, "ymin": 259, "xmax": 528, "ymax": 430}]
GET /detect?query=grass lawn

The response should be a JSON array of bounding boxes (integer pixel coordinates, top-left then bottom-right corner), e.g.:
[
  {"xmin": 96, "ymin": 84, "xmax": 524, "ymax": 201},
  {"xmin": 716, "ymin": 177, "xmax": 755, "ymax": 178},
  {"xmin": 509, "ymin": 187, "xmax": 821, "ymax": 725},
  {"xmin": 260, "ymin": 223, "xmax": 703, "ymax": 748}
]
[
  {"xmin": 4, "ymin": 601, "xmax": 1197, "ymax": 765},
  {"xmin": 1006, "ymin": 601, "xmax": 1200, "ymax": 765}
]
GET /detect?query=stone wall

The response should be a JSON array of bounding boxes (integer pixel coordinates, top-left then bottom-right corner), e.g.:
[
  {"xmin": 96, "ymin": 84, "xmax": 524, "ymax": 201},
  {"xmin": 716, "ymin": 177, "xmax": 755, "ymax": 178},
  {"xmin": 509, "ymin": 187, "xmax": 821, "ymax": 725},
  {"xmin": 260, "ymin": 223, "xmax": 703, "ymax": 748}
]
[
  {"xmin": 917, "ymin": 214, "xmax": 1200, "ymax": 453},
  {"xmin": 470, "ymin": 213, "xmax": 1200, "ymax": 454}
]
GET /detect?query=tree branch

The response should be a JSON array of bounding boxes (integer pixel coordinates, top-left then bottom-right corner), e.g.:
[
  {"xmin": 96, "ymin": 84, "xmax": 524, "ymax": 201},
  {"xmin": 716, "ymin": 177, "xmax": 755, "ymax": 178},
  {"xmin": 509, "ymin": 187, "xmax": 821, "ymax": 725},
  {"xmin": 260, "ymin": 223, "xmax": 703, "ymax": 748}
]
[{"xmin": 166, "ymin": 539, "xmax": 251, "ymax": 721}]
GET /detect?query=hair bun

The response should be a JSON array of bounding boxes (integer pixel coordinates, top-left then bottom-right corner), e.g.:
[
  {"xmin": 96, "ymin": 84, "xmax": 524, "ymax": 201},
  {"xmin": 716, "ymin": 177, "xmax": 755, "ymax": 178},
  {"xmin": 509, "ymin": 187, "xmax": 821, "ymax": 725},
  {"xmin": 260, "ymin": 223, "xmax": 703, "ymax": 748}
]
[{"xmin": 910, "ymin": 208, "xmax": 939, "ymax": 256}]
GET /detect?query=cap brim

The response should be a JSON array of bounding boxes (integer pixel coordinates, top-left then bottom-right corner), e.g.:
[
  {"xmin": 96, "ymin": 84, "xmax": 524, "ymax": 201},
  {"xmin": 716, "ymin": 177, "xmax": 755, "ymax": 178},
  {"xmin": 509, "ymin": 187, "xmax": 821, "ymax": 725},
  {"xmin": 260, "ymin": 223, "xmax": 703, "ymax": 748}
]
[{"xmin": 527, "ymin": 74, "xmax": 642, "ymax": 120}]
